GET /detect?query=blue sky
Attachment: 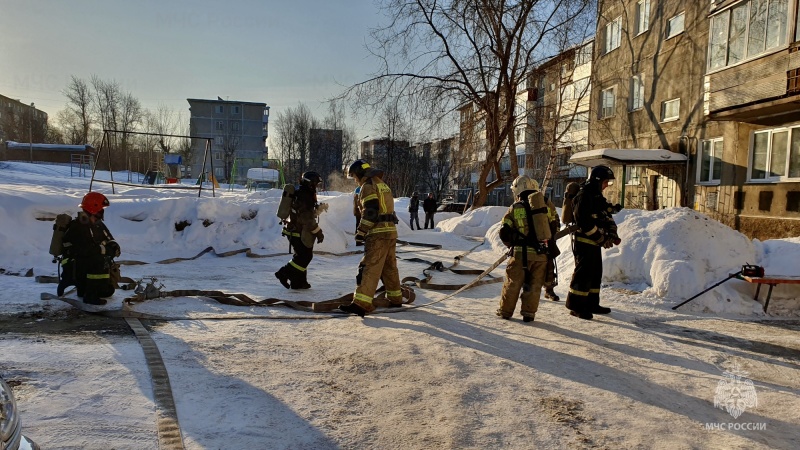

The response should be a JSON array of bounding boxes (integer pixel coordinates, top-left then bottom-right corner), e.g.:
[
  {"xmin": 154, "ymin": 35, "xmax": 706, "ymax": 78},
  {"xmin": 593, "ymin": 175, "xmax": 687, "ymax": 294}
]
[{"xmin": 0, "ymin": 0, "xmax": 382, "ymax": 140}]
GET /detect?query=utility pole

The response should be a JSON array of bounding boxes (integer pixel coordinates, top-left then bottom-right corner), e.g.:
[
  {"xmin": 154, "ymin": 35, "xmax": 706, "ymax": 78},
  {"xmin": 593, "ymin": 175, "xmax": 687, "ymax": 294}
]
[{"xmin": 29, "ymin": 102, "xmax": 34, "ymax": 163}]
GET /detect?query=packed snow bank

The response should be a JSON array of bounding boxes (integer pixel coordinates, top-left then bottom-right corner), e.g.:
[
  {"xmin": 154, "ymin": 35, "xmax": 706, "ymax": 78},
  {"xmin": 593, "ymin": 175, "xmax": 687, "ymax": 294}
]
[{"xmin": 437, "ymin": 206, "xmax": 507, "ymax": 237}]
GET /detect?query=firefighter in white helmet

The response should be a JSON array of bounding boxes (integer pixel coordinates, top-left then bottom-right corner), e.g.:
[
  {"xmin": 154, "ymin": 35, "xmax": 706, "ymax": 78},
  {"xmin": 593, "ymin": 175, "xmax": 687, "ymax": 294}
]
[{"xmin": 496, "ymin": 175, "xmax": 551, "ymax": 323}]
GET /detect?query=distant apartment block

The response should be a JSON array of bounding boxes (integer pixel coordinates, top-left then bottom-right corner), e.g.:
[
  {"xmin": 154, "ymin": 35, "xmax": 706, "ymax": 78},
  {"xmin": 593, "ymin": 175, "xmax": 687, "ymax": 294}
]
[
  {"xmin": 308, "ymin": 128, "xmax": 343, "ymax": 185},
  {"xmin": 187, "ymin": 98, "xmax": 269, "ymax": 182},
  {"xmin": 0, "ymin": 94, "xmax": 48, "ymax": 145}
]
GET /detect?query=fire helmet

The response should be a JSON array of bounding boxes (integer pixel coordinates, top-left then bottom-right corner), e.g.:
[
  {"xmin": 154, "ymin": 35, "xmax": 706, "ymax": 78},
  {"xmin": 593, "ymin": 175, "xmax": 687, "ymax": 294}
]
[
  {"xmin": 510, "ymin": 175, "xmax": 539, "ymax": 198},
  {"xmin": 79, "ymin": 192, "xmax": 110, "ymax": 215},
  {"xmin": 348, "ymin": 159, "xmax": 370, "ymax": 179},
  {"xmin": 301, "ymin": 171, "xmax": 322, "ymax": 187},
  {"xmin": 589, "ymin": 165, "xmax": 615, "ymax": 184}
]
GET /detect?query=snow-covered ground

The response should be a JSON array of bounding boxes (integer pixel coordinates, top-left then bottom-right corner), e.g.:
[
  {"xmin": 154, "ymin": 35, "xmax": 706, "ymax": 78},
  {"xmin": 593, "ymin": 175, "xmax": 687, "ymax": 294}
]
[{"xmin": 1, "ymin": 161, "xmax": 798, "ymax": 449}]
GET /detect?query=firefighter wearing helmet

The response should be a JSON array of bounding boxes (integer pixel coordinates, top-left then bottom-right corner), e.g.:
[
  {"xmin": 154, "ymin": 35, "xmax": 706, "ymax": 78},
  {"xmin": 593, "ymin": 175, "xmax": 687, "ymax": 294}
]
[
  {"xmin": 496, "ymin": 175, "xmax": 551, "ymax": 322},
  {"xmin": 58, "ymin": 192, "xmax": 120, "ymax": 305},
  {"xmin": 275, "ymin": 171, "xmax": 328, "ymax": 289},
  {"xmin": 565, "ymin": 165, "xmax": 620, "ymax": 320},
  {"xmin": 338, "ymin": 159, "xmax": 402, "ymax": 316}
]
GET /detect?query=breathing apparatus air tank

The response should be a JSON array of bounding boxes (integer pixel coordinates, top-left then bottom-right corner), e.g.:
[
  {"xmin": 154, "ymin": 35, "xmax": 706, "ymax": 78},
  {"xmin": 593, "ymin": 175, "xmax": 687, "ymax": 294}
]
[
  {"xmin": 528, "ymin": 190, "xmax": 552, "ymax": 241},
  {"xmin": 276, "ymin": 184, "xmax": 295, "ymax": 220},
  {"xmin": 49, "ymin": 213, "xmax": 73, "ymax": 257}
]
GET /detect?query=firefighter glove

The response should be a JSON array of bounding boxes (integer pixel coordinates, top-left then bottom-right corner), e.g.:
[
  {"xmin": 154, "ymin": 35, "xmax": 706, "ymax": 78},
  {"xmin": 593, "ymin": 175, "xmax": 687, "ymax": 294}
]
[
  {"xmin": 102, "ymin": 240, "xmax": 121, "ymax": 257},
  {"xmin": 315, "ymin": 229, "xmax": 325, "ymax": 243},
  {"xmin": 316, "ymin": 203, "xmax": 329, "ymax": 215},
  {"xmin": 355, "ymin": 231, "xmax": 366, "ymax": 246}
]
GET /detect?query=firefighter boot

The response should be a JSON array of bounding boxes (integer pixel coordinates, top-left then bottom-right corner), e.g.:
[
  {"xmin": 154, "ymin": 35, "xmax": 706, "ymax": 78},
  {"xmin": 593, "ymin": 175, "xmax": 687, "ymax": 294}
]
[
  {"xmin": 274, "ymin": 266, "xmax": 292, "ymax": 289},
  {"xmin": 544, "ymin": 287, "xmax": 560, "ymax": 302},
  {"xmin": 82, "ymin": 293, "xmax": 107, "ymax": 306},
  {"xmin": 292, "ymin": 269, "xmax": 311, "ymax": 290},
  {"xmin": 593, "ymin": 305, "xmax": 611, "ymax": 314},
  {"xmin": 339, "ymin": 302, "xmax": 367, "ymax": 317}
]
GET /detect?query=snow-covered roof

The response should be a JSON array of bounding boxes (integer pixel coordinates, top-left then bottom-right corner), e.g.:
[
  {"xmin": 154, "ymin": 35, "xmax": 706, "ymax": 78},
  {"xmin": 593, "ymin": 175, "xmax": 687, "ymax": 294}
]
[
  {"xmin": 569, "ymin": 148, "xmax": 687, "ymax": 167},
  {"xmin": 5, "ymin": 141, "xmax": 93, "ymax": 152}
]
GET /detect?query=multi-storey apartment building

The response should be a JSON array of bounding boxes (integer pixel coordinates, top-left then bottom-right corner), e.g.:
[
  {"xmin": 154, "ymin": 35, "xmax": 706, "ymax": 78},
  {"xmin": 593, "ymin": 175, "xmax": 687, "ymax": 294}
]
[
  {"xmin": 525, "ymin": 40, "xmax": 594, "ymax": 206},
  {"xmin": 587, "ymin": 0, "xmax": 800, "ymax": 238},
  {"xmin": 588, "ymin": 0, "xmax": 706, "ymax": 210},
  {"xmin": 699, "ymin": 0, "xmax": 800, "ymax": 238},
  {"xmin": 187, "ymin": 98, "xmax": 269, "ymax": 183},
  {"xmin": 0, "ymin": 94, "xmax": 48, "ymax": 145}
]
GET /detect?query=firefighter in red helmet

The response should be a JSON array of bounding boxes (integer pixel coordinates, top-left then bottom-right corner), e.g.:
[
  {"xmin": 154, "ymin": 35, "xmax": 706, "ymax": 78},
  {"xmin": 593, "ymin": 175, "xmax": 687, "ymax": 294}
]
[{"xmin": 58, "ymin": 192, "xmax": 120, "ymax": 305}]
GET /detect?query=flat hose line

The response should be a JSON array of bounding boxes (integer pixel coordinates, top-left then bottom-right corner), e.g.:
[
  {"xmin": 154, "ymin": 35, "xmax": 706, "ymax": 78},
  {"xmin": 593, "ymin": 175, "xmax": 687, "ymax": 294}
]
[
  {"xmin": 37, "ymin": 238, "xmax": 505, "ymax": 320},
  {"xmin": 125, "ymin": 317, "xmax": 185, "ymax": 450}
]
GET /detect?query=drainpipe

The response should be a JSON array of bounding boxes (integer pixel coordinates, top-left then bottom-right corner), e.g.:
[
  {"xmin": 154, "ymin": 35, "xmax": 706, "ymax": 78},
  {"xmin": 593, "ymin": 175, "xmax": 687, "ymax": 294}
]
[
  {"xmin": 620, "ymin": 164, "xmax": 627, "ymax": 208},
  {"xmin": 679, "ymin": 135, "xmax": 695, "ymax": 208}
]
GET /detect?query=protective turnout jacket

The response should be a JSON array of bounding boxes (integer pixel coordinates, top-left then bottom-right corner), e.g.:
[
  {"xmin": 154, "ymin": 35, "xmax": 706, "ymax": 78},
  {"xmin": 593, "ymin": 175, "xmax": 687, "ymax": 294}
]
[
  {"xmin": 572, "ymin": 182, "xmax": 617, "ymax": 247},
  {"xmin": 282, "ymin": 184, "xmax": 322, "ymax": 248},
  {"xmin": 356, "ymin": 168, "xmax": 397, "ymax": 240},
  {"xmin": 499, "ymin": 193, "xmax": 552, "ymax": 259}
]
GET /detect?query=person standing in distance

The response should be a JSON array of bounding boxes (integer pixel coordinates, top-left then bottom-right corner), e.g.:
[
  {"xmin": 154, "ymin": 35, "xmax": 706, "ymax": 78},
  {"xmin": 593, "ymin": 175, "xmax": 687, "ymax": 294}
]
[
  {"xmin": 408, "ymin": 191, "xmax": 421, "ymax": 230},
  {"xmin": 423, "ymin": 192, "xmax": 437, "ymax": 229}
]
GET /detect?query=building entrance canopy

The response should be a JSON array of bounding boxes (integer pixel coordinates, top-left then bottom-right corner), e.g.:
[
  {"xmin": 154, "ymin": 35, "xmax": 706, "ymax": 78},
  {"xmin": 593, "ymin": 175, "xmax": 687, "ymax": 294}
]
[{"xmin": 568, "ymin": 148, "xmax": 687, "ymax": 167}]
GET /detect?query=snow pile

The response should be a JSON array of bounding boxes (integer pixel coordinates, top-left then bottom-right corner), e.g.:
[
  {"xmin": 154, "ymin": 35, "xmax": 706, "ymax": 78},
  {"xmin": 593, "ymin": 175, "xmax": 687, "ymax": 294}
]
[{"xmin": 437, "ymin": 206, "xmax": 507, "ymax": 237}]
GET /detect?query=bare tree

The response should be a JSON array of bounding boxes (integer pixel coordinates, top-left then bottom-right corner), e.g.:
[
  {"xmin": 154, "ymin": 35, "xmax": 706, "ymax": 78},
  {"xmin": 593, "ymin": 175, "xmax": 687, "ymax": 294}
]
[
  {"xmin": 62, "ymin": 75, "xmax": 92, "ymax": 144},
  {"xmin": 341, "ymin": 0, "xmax": 594, "ymax": 208},
  {"xmin": 273, "ymin": 103, "xmax": 315, "ymax": 183}
]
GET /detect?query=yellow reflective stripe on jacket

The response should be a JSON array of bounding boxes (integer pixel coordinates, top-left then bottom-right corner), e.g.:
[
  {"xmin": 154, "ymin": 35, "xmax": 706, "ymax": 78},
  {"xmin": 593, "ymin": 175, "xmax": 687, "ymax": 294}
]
[
  {"xmin": 282, "ymin": 229, "xmax": 300, "ymax": 237},
  {"xmin": 87, "ymin": 273, "xmax": 110, "ymax": 280},
  {"xmin": 513, "ymin": 206, "xmax": 527, "ymax": 232},
  {"xmin": 369, "ymin": 226, "xmax": 396, "ymax": 234},
  {"xmin": 576, "ymin": 236, "xmax": 599, "ymax": 246},
  {"xmin": 377, "ymin": 182, "xmax": 391, "ymax": 213},
  {"xmin": 360, "ymin": 219, "xmax": 375, "ymax": 227},
  {"xmin": 354, "ymin": 292, "xmax": 373, "ymax": 304},
  {"xmin": 362, "ymin": 194, "xmax": 378, "ymax": 202}
]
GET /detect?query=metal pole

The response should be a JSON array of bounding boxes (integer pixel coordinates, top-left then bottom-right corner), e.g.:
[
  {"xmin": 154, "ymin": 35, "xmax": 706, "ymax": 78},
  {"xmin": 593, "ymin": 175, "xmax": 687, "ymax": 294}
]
[{"xmin": 29, "ymin": 102, "xmax": 34, "ymax": 162}]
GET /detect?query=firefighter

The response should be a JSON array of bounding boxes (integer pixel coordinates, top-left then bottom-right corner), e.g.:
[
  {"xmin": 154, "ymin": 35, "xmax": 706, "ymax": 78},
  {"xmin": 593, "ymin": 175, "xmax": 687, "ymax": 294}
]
[
  {"xmin": 565, "ymin": 165, "xmax": 620, "ymax": 320},
  {"xmin": 339, "ymin": 159, "xmax": 402, "ymax": 316},
  {"xmin": 496, "ymin": 175, "xmax": 551, "ymax": 322},
  {"xmin": 543, "ymin": 188, "xmax": 561, "ymax": 301},
  {"xmin": 275, "ymin": 171, "xmax": 327, "ymax": 289},
  {"xmin": 60, "ymin": 192, "xmax": 120, "ymax": 305}
]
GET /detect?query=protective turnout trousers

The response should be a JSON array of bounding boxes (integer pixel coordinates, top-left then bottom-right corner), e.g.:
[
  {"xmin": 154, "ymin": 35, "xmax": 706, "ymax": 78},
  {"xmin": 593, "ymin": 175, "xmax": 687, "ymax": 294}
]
[
  {"xmin": 498, "ymin": 252, "xmax": 547, "ymax": 320},
  {"xmin": 353, "ymin": 236, "xmax": 402, "ymax": 312},
  {"xmin": 565, "ymin": 240, "xmax": 602, "ymax": 315}
]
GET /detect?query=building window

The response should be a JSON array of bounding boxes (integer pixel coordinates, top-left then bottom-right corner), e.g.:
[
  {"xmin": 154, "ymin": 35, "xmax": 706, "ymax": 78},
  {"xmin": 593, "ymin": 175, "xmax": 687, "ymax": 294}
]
[
  {"xmin": 575, "ymin": 42, "xmax": 593, "ymax": 66},
  {"xmin": 626, "ymin": 166, "xmax": 642, "ymax": 185},
  {"xmin": 215, "ymin": 121, "xmax": 224, "ymax": 131},
  {"xmin": 232, "ymin": 121, "xmax": 240, "ymax": 131},
  {"xmin": 749, "ymin": 127, "xmax": 800, "ymax": 181},
  {"xmin": 215, "ymin": 105, "xmax": 224, "ymax": 114},
  {"xmin": 232, "ymin": 106, "xmax": 240, "ymax": 114},
  {"xmin": 572, "ymin": 111, "xmax": 589, "ymax": 131},
  {"xmin": 661, "ymin": 98, "xmax": 680, "ymax": 122},
  {"xmin": 666, "ymin": 12, "xmax": 685, "ymax": 39},
  {"xmin": 214, "ymin": 152, "xmax": 222, "ymax": 160},
  {"xmin": 635, "ymin": 0, "xmax": 651, "ymax": 35},
  {"xmin": 573, "ymin": 77, "xmax": 590, "ymax": 99},
  {"xmin": 708, "ymin": 0, "xmax": 789, "ymax": 70},
  {"xmin": 601, "ymin": 87, "xmax": 616, "ymax": 118},
  {"xmin": 629, "ymin": 74, "xmax": 644, "ymax": 111},
  {"xmin": 214, "ymin": 167, "xmax": 224, "ymax": 178},
  {"xmin": 699, "ymin": 138, "xmax": 723, "ymax": 184},
  {"xmin": 604, "ymin": 16, "xmax": 621, "ymax": 53}
]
